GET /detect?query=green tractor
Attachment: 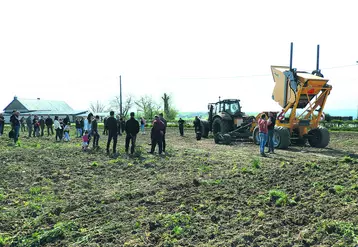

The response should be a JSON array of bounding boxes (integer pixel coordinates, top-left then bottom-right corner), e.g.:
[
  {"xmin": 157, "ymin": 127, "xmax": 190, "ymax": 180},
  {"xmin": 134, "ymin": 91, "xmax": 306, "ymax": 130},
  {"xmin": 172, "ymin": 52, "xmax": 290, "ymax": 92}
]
[{"xmin": 201, "ymin": 98, "xmax": 255, "ymax": 144}]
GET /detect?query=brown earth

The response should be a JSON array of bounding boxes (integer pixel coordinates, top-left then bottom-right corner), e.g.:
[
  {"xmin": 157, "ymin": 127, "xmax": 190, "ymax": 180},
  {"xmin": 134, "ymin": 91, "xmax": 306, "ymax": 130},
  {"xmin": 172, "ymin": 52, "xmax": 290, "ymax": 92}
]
[{"xmin": 0, "ymin": 127, "xmax": 357, "ymax": 246}]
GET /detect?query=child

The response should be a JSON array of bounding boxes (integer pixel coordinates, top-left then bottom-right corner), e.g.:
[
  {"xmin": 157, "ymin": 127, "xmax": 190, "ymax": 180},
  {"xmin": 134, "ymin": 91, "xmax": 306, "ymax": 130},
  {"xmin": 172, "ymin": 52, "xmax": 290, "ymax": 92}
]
[
  {"xmin": 82, "ymin": 130, "xmax": 89, "ymax": 151},
  {"xmin": 63, "ymin": 123, "xmax": 71, "ymax": 141}
]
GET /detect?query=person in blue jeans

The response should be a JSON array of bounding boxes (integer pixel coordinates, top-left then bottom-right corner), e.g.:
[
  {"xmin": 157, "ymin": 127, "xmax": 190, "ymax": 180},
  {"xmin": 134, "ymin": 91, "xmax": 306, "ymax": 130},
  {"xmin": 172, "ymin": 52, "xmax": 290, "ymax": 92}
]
[
  {"xmin": 10, "ymin": 111, "xmax": 21, "ymax": 144},
  {"xmin": 258, "ymin": 114, "xmax": 268, "ymax": 157}
]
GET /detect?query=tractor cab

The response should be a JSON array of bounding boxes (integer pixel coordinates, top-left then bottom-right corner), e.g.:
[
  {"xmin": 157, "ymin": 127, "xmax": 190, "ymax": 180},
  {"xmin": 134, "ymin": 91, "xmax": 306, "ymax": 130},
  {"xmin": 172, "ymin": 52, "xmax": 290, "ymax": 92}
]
[{"xmin": 209, "ymin": 99, "xmax": 243, "ymax": 118}]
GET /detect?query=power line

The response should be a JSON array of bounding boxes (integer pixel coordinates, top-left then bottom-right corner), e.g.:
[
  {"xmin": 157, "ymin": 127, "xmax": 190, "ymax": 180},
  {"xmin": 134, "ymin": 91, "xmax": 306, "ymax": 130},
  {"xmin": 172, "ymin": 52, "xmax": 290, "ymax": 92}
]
[{"xmin": 178, "ymin": 63, "xmax": 357, "ymax": 80}]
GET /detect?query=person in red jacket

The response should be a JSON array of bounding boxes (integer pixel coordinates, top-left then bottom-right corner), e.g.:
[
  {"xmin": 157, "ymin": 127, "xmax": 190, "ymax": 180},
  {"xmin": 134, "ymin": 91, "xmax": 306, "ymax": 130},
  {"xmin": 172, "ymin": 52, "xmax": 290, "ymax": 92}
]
[{"xmin": 149, "ymin": 115, "xmax": 165, "ymax": 154}]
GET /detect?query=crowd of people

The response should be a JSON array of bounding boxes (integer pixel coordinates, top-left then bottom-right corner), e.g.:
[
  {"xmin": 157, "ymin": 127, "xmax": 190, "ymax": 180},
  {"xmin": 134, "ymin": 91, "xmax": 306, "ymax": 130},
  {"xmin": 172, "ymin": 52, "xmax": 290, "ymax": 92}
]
[{"xmin": 4, "ymin": 110, "xmax": 171, "ymax": 156}]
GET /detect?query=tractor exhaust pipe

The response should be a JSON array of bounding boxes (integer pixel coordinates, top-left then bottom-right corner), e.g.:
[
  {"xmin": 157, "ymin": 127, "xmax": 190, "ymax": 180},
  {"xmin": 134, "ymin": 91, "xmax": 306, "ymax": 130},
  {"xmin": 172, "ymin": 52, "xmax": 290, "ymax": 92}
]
[
  {"xmin": 290, "ymin": 42, "xmax": 293, "ymax": 71},
  {"xmin": 316, "ymin": 44, "xmax": 320, "ymax": 71}
]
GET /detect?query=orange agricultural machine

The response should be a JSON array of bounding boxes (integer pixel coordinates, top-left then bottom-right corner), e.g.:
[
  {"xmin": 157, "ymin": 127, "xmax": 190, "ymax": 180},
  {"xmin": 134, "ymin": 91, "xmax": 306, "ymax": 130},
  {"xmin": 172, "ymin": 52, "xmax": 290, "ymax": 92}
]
[
  {"xmin": 252, "ymin": 42, "xmax": 332, "ymax": 148},
  {"xmin": 205, "ymin": 43, "xmax": 332, "ymax": 149}
]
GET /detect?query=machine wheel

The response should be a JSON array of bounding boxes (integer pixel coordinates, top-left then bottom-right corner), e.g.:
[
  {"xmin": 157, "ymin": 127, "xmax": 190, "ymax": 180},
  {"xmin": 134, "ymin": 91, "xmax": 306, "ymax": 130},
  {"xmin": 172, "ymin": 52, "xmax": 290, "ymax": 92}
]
[
  {"xmin": 212, "ymin": 118, "xmax": 231, "ymax": 135},
  {"xmin": 273, "ymin": 126, "xmax": 291, "ymax": 149},
  {"xmin": 308, "ymin": 127, "xmax": 330, "ymax": 148},
  {"xmin": 253, "ymin": 126, "xmax": 260, "ymax": 145}
]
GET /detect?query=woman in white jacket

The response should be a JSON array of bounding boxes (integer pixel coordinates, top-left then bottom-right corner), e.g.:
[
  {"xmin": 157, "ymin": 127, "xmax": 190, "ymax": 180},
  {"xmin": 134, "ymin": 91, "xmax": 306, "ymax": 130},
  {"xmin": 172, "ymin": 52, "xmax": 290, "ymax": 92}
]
[{"xmin": 54, "ymin": 116, "xmax": 62, "ymax": 141}]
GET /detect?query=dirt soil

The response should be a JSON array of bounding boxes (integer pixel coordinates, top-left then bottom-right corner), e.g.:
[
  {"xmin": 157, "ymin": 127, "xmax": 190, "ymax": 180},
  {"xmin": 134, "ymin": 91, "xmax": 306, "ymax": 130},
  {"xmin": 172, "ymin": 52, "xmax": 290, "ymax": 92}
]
[{"xmin": 0, "ymin": 127, "xmax": 358, "ymax": 247}]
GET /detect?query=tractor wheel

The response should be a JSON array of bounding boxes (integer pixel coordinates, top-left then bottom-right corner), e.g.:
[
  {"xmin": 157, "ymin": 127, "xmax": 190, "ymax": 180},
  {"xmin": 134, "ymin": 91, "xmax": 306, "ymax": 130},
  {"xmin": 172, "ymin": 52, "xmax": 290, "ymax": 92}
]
[
  {"xmin": 252, "ymin": 126, "xmax": 260, "ymax": 145},
  {"xmin": 201, "ymin": 121, "xmax": 210, "ymax": 138},
  {"xmin": 273, "ymin": 126, "xmax": 291, "ymax": 149},
  {"xmin": 223, "ymin": 134, "xmax": 232, "ymax": 145},
  {"xmin": 212, "ymin": 118, "xmax": 231, "ymax": 135},
  {"xmin": 308, "ymin": 127, "xmax": 330, "ymax": 148}
]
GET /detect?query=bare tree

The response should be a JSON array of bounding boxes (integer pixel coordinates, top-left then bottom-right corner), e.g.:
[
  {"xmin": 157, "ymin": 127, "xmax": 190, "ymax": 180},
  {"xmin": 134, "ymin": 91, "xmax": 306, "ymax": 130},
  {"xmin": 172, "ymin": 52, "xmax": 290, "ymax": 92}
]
[
  {"xmin": 135, "ymin": 95, "xmax": 161, "ymax": 120},
  {"xmin": 89, "ymin": 100, "xmax": 106, "ymax": 113},
  {"xmin": 161, "ymin": 93, "xmax": 178, "ymax": 120},
  {"xmin": 109, "ymin": 95, "xmax": 134, "ymax": 117},
  {"xmin": 162, "ymin": 93, "xmax": 170, "ymax": 117}
]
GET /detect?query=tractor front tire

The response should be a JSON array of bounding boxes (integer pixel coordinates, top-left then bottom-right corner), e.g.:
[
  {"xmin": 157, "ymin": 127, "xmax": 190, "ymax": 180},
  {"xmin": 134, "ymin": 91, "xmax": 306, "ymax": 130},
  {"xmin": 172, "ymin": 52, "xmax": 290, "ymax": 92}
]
[
  {"xmin": 308, "ymin": 127, "xmax": 330, "ymax": 148},
  {"xmin": 212, "ymin": 118, "xmax": 231, "ymax": 135},
  {"xmin": 274, "ymin": 126, "xmax": 291, "ymax": 149}
]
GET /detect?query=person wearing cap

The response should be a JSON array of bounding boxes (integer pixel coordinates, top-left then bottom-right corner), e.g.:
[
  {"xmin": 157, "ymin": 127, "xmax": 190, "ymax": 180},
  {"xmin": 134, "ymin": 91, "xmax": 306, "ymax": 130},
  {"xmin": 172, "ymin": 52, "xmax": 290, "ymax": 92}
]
[
  {"xmin": 124, "ymin": 112, "xmax": 140, "ymax": 154},
  {"xmin": 149, "ymin": 115, "xmax": 165, "ymax": 154}
]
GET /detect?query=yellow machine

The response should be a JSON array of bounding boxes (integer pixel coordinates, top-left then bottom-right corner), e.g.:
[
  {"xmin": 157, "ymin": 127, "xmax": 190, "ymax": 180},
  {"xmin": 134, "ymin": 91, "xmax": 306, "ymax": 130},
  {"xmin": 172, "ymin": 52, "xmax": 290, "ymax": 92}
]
[{"xmin": 253, "ymin": 43, "xmax": 332, "ymax": 149}]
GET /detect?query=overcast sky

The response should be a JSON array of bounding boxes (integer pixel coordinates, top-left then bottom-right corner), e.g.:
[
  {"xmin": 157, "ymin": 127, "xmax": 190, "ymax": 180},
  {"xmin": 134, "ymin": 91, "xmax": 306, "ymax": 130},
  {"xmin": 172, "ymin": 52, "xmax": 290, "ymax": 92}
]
[{"xmin": 1, "ymin": 0, "xmax": 357, "ymax": 113}]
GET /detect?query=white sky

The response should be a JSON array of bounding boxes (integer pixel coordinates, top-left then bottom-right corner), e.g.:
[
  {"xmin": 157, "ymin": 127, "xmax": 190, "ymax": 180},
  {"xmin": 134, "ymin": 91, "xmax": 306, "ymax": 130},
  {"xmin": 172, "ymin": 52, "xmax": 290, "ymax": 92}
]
[{"xmin": 1, "ymin": 0, "xmax": 357, "ymax": 113}]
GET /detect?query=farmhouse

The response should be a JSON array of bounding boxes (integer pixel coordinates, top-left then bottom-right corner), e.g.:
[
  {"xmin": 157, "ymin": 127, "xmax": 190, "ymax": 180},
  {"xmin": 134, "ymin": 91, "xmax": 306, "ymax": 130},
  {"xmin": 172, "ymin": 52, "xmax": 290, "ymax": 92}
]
[{"xmin": 2, "ymin": 96, "xmax": 87, "ymax": 123}]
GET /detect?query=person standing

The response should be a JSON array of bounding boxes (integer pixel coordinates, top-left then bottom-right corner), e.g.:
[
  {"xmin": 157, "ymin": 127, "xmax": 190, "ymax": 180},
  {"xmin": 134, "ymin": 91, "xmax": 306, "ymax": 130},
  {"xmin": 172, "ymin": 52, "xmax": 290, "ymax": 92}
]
[
  {"xmin": 20, "ymin": 116, "xmax": 26, "ymax": 132},
  {"xmin": 45, "ymin": 115, "xmax": 54, "ymax": 136},
  {"xmin": 91, "ymin": 115, "xmax": 100, "ymax": 149},
  {"xmin": 54, "ymin": 116, "xmax": 62, "ymax": 141},
  {"xmin": 178, "ymin": 118, "xmax": 185, "ymax": 136},
  {"xmin": 106, "ymin": 111, "xmax": 118, "ymax": 155},
  {"xmin": 124, "ymin": 112, "xmax": 140, "ymax": 154},
  {"xmin": 116, "ymin": 115, "xmax": 122, "ymax": 136},
  {"xmin": 103, "ymin": 117, "xmax": 108, "ymax": 135},
  {"xmin": 120, "ymin": 117, "xmax": 126, "ymax": 135},
  {"xmin": 10, "ymin": 111, "xmax": 21, "ymax": 144},
  {"xmin": 33, "ymin": 115, "xmax": 40, "ymax": 137},
  {"xmin": 149, "ymin": 115, "xmax": 165, "ymax": 154},
  {"xmin": 258, "ymin": 114, "xmax": 268, "ymax": 157},
  {"xmin": 80, "ymin": 117, "xmax": 84, "ymax": 136},
  {"xmin": 0, "ymin": 113, "xmax": 4, "ymax": 137},
  {"xmin": 159, "ymin": 113, "xmax": 167, "ymax": 153},
  {"xmin": 63, "ymin": 115, "xmax": 70, "ymax": 126},
  {"xmin": 140, "ymin": 117, "xmax": 146, "ymax": 135},
  {"xmin": 267, "ymin": 112, "xmax": 276, "ymax": 154},
  {"xmin": 59, "ymin": 118, "xmax": 64, "ymax": 140},
  {"xmin": 193, "ymin": 116, "xmax": 201, "ymax": 133},
  {"xmin": 39, "ymin": 116, "xmax": 45, "ymax": 136},
  {"xmin": 26, "ymin": 115, "xmax": 33, "ymax": 137},
  {"xmin": 75, "ymin": 117, "xmax": 82, "ymax": 138}
]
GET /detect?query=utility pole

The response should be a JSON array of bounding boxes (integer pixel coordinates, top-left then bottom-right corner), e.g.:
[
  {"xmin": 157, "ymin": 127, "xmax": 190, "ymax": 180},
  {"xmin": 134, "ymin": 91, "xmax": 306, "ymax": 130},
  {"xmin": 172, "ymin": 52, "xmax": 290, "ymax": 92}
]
[{"xmin": 119, "ymin": 75, "xmax": 123, "ymax": 116}]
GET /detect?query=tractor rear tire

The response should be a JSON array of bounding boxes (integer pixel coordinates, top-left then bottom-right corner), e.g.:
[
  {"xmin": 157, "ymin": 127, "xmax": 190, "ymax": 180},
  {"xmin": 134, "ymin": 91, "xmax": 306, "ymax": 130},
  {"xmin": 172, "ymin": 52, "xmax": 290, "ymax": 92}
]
[
  {"xmin": 274, "ymin": 126, "xmax": 291, "ymax": 149},
  {"xmin": 212, "ymin": 118, "xmax": 231, "ymax": 135},
  {"xmin": 308, "ymin": 127, "xmax": 330, "ymax": 148}
]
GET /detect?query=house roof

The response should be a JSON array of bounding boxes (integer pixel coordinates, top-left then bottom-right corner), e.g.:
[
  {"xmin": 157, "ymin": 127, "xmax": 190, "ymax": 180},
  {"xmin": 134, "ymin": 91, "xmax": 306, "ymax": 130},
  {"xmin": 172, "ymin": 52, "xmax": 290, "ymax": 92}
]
[{"xmin": 16, "ymin": 98, "xmax": 74, "ymax": 112}]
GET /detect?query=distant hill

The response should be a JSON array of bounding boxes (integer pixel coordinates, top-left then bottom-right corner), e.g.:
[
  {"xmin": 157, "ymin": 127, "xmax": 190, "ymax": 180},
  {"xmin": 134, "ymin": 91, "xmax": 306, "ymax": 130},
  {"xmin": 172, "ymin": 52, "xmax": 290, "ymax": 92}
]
[{"xmin": 177, "ymin": 109, "xmax": 357, "ymax": 120}]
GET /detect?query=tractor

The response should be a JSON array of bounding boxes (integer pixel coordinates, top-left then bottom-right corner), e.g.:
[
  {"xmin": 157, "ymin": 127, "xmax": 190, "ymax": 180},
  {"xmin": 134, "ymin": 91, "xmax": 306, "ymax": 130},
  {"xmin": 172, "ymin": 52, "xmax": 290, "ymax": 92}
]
[
  {"xmin": 252, "ymin": 42, "xmax": 332, "ymax": 149},
  {"xmin": 200, "ymin": 98, "xmax": 255, "ymax": 144}
]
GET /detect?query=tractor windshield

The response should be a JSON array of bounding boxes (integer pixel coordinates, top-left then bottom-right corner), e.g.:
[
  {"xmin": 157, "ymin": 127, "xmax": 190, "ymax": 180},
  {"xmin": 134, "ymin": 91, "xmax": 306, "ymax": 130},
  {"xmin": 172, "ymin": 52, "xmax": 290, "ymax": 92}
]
[{"xmin": 227, "ymin": 102, "xmax": 240, "ymax": 114}]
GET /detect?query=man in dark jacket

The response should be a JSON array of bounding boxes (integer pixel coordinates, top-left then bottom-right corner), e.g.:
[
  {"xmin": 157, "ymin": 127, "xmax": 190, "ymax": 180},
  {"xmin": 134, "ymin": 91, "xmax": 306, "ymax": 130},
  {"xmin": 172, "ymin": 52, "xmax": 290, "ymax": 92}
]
[
  {"xmin": 124, "ymin": 112, "xmax": 139, "ymax": 154},
  {"xmin": 106, "ymin": 111, "xmax": 118, "ymax": 154},
  {"xmin": 45, "ymin": 115, "xmax": 54, "ymax": 136},
  {"xmin": 10, "ymin": 111, "xmax": 21, "ymax": 144},
  {"xmin": 26, "ymin": 115, "xmax": 33, "ymax": 137},
  {"xmin": 0, "ymin": 113, "xmax": 4, "ymax": 136},
  {"xmin": 267, "ymin": 112, "xmax": 276, "ymax": 154},
  {"xmin": 178, "ymin": 118, "xmax": 185, "ymax": 136},
  {"xmin": 63, "ymin": 115, "xmax": 70, "ymax": 126},
  {"xmin": 91, "ymin": 115, "xmax": 100, "ymax": 149},
  {"xmin": 39, "ymin": 116, "xmax": 45, "ymax": 136},
  {"xmin": 159, "ymin": 113, "xmax": 167, "ymax": 153},
  {"xmin": 149, "ymin": 115, "xmax": 165, "ymax": 154},
  {"xmin": 103, "ymin": 117, "xmax": 108, "ymax": 135}
]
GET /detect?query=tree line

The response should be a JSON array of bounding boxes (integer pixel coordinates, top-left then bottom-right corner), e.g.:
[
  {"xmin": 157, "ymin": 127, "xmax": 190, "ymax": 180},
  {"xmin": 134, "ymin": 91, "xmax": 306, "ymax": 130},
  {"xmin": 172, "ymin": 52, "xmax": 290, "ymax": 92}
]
[{"xmin": 89, "ymin": 93, "xmax": 178, "ymax": 121}]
